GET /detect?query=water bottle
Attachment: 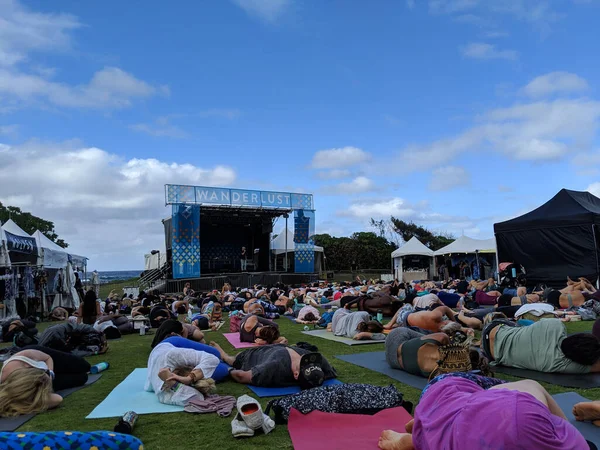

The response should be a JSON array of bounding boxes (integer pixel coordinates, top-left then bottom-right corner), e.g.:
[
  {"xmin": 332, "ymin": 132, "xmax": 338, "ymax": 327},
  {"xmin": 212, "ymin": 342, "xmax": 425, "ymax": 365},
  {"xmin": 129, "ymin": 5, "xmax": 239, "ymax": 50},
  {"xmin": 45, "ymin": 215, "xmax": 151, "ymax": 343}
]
[
  {"xmin": 511, "ymin": 268, "xmax": 517, "ymax": 278},
  {"xmin": 90, "ymin": 362, "xmax": 109, "ymax": 374},
  {"xmin": 377, "ymin": 309, "xmax": 383, "ymax": 323},
  {"xmin": 188, "ymin": 307, "xmax": 193, "ymax": 321},
  {"xmin": 114, "ymin": 411, "xmax": 138, "ymax": 434},
  {"xmin": 139, "ymin": 325, "xmax": 146, "ymax": 336},
  {"xmin": 303, "ymin": 325, "xmax": 310, "ymax": 331}
]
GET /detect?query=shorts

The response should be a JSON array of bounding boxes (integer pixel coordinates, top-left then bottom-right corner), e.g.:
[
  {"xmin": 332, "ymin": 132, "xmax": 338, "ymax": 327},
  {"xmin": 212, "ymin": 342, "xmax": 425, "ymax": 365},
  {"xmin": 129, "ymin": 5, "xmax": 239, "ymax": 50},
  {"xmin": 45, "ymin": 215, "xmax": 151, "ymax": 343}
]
[
  {"xmin": 397, "ymin": 306, "xmax": 414, "ymax": 326},
  {"xmin": 546, "ymin": 290, "xmax": 561, "ymax": 308},
  {"xmin": 503, "ymin": 288, "xmax": 518, "ymax": 297}
]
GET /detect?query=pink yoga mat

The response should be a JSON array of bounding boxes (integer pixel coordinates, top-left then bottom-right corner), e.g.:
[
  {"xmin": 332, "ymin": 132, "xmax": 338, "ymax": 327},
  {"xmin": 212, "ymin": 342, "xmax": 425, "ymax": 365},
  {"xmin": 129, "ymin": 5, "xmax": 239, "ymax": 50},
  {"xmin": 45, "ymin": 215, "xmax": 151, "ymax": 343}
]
[
  {"xmin": 223, "ymin": 333, "xmax": 256, "ymax": 349},
  {"xmin": 288, "ymin": 406, "xmax": 412, "ymax": 450}
]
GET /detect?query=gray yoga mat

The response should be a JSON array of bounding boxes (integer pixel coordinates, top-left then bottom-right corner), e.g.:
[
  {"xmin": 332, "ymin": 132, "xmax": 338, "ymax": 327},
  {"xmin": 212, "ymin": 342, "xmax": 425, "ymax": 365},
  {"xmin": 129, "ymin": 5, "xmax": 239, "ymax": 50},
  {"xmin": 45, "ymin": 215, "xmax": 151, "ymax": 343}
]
[
  {"xmin": 493, "ymin": 365, "xmax": 600, "ymax": 388},
  {"xmin": 552, "ymin": 392, "xmax": 600, "ymax": 446},
  {"xmin": 335, "ymin": 351, "xmax": 428, "ymax": 389},
  {"xmin": 302, "ymin": 329, "xmax": 385, "ymax": 346},
  {"xmin": 0, "ymin": 373, "xmax": 102, "ymax": 432}
]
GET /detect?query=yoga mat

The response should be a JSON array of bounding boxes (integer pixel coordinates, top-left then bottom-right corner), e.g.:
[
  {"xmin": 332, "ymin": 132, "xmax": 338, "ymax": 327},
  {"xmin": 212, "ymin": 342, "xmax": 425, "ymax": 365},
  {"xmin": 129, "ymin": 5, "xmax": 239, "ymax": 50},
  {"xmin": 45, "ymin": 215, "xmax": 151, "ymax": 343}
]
[
  {"xmin": 553, "ymin": 392, "xmax": 600, "ymax": 446},
  {"xmin": 281, "ymin": 315, "xmax": 297, "ymax": 323},
  {"xmin": 288, "ymin": 406, "xmax": 412, "ymax": 450},
  {"xmin": 493, "ymin": 365, "xmax": 600, "ymax": 388},
  {"xmin": 223, "ymin": 333, "xmax": 256, "ymax": 349},
  {"xmin": 86, "ymin": 368, "xmax": 183, "ymax": 419},
  {"xmin": 335, "ymin": 352, "xmax": 428, "ymax": 390},
  {"xmin": 247, "ymin": 379, "xmax": 343, "ymax": 398},
  {"xmin": 301, "ymin": 329, "xmax": 385, "ymax": 346},
  {"xmin": 0, "ymin": 374, "xmax": 102, "ymax": 432}
]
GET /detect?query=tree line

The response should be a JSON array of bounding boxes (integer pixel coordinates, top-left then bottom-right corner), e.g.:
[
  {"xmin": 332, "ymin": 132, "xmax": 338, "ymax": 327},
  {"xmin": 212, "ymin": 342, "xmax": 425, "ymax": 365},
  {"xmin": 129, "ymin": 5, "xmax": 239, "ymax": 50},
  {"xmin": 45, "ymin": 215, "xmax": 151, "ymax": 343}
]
[{"xmin": 0, "ymin": 202, "xmax": 68, "ymax": 248}]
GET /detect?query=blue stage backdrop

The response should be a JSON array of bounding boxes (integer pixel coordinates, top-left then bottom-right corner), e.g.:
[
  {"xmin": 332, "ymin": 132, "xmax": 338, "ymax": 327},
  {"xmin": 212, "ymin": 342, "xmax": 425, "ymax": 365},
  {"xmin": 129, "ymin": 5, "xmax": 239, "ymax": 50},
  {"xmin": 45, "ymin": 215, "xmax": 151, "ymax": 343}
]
[
  {"xmin": 166, "ymin": 185, "xmax": 315, "ymax": 275},
  {"xmin": 171, "ymin": 204, "xmax": 201, "ymax": 279}
]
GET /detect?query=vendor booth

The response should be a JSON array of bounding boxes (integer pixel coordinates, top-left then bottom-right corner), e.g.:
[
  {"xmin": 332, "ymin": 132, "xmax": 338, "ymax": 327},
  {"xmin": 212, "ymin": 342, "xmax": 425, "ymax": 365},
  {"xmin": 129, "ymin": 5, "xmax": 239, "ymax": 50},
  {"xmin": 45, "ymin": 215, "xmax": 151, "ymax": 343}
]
[
  {"xmin": 391, "ymin": 237, "xmax": 434, "ymax": 282},
  {"xmin": 434, "ymin": 235, "xmax": 497, "ymax": 280}
]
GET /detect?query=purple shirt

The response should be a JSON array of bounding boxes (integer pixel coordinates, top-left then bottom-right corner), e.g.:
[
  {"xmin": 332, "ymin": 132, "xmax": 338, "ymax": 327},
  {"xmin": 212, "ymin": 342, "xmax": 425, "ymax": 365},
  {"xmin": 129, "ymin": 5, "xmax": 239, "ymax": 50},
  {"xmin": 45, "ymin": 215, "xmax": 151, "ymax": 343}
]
[{"xmin": 413, "ymin": 377, "xmax": 588, "ymax": 450}]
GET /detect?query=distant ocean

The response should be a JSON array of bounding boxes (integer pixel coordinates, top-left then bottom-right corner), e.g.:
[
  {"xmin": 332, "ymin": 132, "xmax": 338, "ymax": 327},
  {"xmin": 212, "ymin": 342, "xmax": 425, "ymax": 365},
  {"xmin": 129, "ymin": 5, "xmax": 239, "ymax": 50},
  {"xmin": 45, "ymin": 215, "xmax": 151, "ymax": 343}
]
[{"xmin": 95, "ymin": 270, "xmax": 143, "ymax": 284}]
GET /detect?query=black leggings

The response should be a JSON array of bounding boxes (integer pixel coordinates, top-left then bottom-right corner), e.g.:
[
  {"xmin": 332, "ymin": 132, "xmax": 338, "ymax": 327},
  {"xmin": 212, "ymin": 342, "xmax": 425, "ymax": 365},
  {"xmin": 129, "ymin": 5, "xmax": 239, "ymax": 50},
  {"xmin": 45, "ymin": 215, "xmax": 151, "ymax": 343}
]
[{"xmin": 23, "ymin": 345, "xmax": 90, "ymax": 391}]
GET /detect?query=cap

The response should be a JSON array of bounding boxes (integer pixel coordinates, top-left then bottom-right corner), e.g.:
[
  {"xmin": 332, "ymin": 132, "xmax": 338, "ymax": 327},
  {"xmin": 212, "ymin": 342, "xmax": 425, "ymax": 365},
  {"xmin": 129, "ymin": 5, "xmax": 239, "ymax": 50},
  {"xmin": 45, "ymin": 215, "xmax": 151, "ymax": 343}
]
[{"xmin": 298, "ymin": 353, "xmax": 325, "ymax": 390}]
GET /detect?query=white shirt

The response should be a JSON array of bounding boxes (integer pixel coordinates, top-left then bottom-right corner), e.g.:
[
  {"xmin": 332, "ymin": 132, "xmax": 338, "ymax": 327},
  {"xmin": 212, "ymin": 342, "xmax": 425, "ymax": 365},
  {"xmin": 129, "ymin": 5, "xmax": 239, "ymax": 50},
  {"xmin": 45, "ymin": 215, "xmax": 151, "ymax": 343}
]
[
  {"xmin": 144, "ymin": 342, "xmax": 219, "ymax": 406},
  {"xmin": 515, "ymin": 303, "xmax": 557, "ymax": 318}
]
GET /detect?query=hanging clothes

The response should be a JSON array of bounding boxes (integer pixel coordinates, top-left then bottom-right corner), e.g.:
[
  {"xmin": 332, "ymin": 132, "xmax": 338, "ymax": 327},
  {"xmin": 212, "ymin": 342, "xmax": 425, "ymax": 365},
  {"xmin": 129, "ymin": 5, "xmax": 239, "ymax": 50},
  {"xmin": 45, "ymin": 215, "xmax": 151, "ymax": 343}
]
[{"xmin": 23, "ymin": 266, "xmax": 35, "ymax": 298}]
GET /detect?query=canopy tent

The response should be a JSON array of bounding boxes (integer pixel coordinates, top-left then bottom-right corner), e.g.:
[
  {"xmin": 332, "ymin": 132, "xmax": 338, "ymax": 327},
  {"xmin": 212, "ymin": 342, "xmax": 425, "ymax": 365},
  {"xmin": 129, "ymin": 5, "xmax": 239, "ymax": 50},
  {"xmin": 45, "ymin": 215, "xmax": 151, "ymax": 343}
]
[
  {"xmin": 0, "ymin": 226, "xmax": 10, "ymax": 267},
  {"xmin": 31, "ymin": 230, "xmax": 69, "ymax": 269},
  {"xmin": 391, "ymin": 237, "xmax": 434, "ymax": 282},
  {"xmin": 433, "ymin": 235, "xmax": 496, "ymax": 256},
  {"xmin": 0, "ymin": 219, "xmax": 40, "ymax": 265},
  {"xmin": 494, "ymin": 189, "xmax": 600, "ymax": 287},
  {"xmin": 144, "ymin": 251, "xmax": 167, "ymax": 271},
  {"xmin": 271, "ymin": 229, "xmax": 324, "ymax": 255},
  {"xmin": 391, "ymin": 237, "xmax": 434, "ymax": 258}
]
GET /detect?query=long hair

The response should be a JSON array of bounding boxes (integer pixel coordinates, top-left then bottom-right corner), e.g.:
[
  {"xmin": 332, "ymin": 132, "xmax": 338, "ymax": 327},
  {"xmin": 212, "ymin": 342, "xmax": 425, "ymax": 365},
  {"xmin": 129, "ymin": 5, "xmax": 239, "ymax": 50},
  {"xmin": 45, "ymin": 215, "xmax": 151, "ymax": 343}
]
[
  {"xmin": 0, "ymin": 367, "xmax": 53, "ymax": 416},
  {"xmin": 151, "ymin": 319, "xmax": 183, "ymax": 348},
  {"xmin": 357, "ymin": 320, "xmax": 384, "ymax": 334},
  {"xmin": 82, "ymin": 290, "xmax": 97, "ymax": 317},
  {"xmin": 173, "ymin": 366, "xmax": 216, "ymax": 395}
]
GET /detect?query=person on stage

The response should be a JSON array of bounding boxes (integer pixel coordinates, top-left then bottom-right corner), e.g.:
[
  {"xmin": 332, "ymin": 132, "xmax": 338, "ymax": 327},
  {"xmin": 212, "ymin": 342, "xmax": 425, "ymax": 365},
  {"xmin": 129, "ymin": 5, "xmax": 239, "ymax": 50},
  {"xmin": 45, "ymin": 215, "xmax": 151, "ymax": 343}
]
[{"xmin": 240, "ymin": 247, "xmax": 248, "ymax": 272}]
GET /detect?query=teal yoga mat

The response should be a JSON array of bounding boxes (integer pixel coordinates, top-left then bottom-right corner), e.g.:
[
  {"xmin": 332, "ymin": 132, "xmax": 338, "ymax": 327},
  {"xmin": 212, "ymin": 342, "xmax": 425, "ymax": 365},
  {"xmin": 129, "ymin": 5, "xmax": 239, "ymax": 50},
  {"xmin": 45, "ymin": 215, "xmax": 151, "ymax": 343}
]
[{"xmin": 86, "ymin": 368, "xmax": 184, "ymax": 419}]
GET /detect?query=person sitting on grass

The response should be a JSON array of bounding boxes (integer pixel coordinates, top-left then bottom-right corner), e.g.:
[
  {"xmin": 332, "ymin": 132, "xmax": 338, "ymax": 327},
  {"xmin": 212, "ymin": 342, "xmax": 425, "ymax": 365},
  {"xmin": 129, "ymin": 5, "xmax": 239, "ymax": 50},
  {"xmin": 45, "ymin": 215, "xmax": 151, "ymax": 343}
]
[
  {"xmin": 210, "ymin": 341, "xmax": 336, "ymax": 388},
  {"xmin": 482, "ymin": 318, "xmax": 600, "ymax": 374},
  {"xmin": 378, "ymin": 373, "xmax": 589, "ymax": 450},
  {"xmin": 328, "ymin": 306, "xmax": 385, "ymax": 341},
  {"xmin": 145, "ymin": 336, "xmax": 230, "ymax": 406},
  {"xmin": 240, "ymin": 314, "xmax": 288, "ymax": 345},
  {"xmin": 0, "ymin": 347, "xmax": 90, "ymax": 417}
]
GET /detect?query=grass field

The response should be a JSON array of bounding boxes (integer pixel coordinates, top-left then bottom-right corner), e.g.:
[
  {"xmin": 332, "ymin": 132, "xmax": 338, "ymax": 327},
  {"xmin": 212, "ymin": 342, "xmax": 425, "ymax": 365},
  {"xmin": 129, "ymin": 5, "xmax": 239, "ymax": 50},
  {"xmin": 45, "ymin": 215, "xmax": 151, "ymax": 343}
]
[
  {"xmin": 5, "ymin": 319, "xmax": 599, "ymax": 449},
  {"xmin": 98, "ymin": 278, "xmax": 139, "ymax": 300}
]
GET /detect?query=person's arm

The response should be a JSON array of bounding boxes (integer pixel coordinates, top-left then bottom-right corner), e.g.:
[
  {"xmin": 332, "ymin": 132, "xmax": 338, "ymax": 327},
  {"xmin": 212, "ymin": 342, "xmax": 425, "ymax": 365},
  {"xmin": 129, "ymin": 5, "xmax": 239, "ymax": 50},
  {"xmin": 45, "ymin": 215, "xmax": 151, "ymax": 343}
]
[
  {"xmin": 47, "ymin": 393, "xmax": 63, "ymax": 409},
  {"xmin": 274, "ymin": 336, "xmax": 288, "ymax": 345},
  {"xmin": 257, "ymin": 316, "xmax": 278, "ymax": 329},
  {"xmin": 96, "ymin": 303, "xmax": 102, "ymax": 317},
  {"xmin": 15, "ymin": 349, "xmax": 54, "ymax": 371},
  {"xmin": 230, "ymin": 369, "xmax": 253, "ymax": 384},
  {"xmin": 353, "ymin": 331, "xmax": 386, "ymax": 341}
]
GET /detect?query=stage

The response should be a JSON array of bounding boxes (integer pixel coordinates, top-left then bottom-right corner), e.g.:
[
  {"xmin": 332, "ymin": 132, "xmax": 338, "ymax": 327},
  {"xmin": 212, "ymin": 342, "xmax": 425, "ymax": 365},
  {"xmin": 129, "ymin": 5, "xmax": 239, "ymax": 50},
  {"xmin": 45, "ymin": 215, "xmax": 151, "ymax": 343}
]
[{"xmin": 165, "ymin": 271, "xmax": 319, "ymax": 292}]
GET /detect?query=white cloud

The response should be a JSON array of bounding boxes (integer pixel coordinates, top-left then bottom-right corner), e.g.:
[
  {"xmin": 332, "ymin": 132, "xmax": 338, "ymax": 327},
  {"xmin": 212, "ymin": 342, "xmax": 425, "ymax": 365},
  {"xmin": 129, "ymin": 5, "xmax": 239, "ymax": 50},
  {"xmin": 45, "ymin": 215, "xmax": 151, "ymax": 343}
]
[
  {"xmin": 231, "ymin": 0, "xmax": 292, "ymax": 23},
  {"xmin": 523, "ymin": 72, "xmax": 589, "ymax": 98},
  {"xmin": 311, "ymin": 146, "xmax": 371, "ymax": 169},
  {"xmin": 0, "ymin": 124, "xmax": 18, "ymax": 135},
  {"xmin": 588, "ymin": 182, "xmax": 600, "ymax": 198},
  {"xmin": 0, "ymin": 140, "xmax": 236, "ymax": 269},
  {"xmin": 0, "ymin": 0, "xmax": 81, "ymax": 67},
  {"xmin": 0, "ymin": 66, "xmax": 168, "ymax": 109},
  {"xmin": 322, "ymin": 176, "xmax": 377, "ymax": 195},
  {"xmin": 429, "ymin": 166, "xmax": 470, "ymax": 191},
  {"xmin": 129, "ymin": 117, "xmax": 189, "ymax": 139},
  {"xmin": 314, "ymin": 169, "xmax": 352, "ymax": 180},
  {"xmin": 398, "ymin": 76, "xmax": 600, "ymax": 170},
  {"xmin": 339, "ymin": 198, "xmax": 419, "ymax": 219},
  {"xmin": 406, "ymin": 0, "xmax": 416, "ymax": 9},
  {"xmin": 461, "ymin": 42, "xmax": 518, "ymax": 60}
]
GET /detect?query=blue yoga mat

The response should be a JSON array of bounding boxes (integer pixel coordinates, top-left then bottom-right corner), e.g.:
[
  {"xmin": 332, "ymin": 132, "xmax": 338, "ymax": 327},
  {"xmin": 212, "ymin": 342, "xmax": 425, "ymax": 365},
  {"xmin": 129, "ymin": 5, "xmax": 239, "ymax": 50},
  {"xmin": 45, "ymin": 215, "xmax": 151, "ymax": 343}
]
[
  {"xmin": 86, "ymin": 368, "xmax": 184, "ymax": 419},
  {"xmin": 247, "ymin": 379, "xmax": 343, "ymax": 398},
  {"xmin": 552, "ymin": 392, "xmax": 600, "ymax": 446}
]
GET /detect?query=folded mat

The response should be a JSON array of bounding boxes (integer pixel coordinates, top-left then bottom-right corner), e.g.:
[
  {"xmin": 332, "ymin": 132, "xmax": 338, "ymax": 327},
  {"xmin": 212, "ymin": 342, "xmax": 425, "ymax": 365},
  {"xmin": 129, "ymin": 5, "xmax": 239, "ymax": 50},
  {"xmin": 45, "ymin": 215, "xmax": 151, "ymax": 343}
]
[
  {"xmin": 223, "ymin": 333, "xmax": 256, "ymax": 349},
  {"xmin": 552, "ymin": 392, "xmax": 600, "ymax": 446},
  {"xmin": 247, "ymin": 379, "xmax": 343, "ymax": 398},
  {"xmin": 493, "ymin": 365, "xmax": 600, "ymax": 388},
  {"xmin": 0, "ymin": 373, "xmax": 102, "ymax": 432},
  {"xmin": 336, "ymin": 352, "xmax": 428, "ymax": 389},
  {"xmin": 302, "ymin": 329, "xmax": 385, "ymax": 346},
  {"xmin": 86, "ymin": 368, "xmax": 183, "ymax": 419},
  {"xmin": 288, "ymin": 405, "xmax": 412, "ymax": 450}
]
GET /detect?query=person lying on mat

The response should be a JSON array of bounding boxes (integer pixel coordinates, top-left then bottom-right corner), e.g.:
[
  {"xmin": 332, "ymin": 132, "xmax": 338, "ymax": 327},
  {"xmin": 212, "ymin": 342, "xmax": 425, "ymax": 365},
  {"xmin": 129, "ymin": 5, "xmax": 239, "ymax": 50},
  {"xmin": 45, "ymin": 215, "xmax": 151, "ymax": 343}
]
[
  {"xmin": 240, "ymin": 314, "xmax": 288, "ymax": 345},
  {"xmin": 454, "ymin": 310, "xmax": 515, "ymax": 330},
  {"xmin": 328, "ymin": 307, "xmax": 385, "ymax": 341},
  {"xmin": 411, "ymin": 293, "xmax": 444, "ymax": 311},
  {"xmin": 145, "ymin": 336, "xmax": 230, "ymax": 406},
  {"xmin": 149, "ymin": 304, "xmax": 172, "ymax": 328},
  {"xmin": 295, "ymin": 305, "xmax": 321, "ymax": 324},
  {"xmin": 384, "ymin": 305, "xmax": 460, "ymax": 333},
  {"xmin": 151, "ymin": 319, "xmax": 205, "ymax": 348},
  {"xmin": 378, "ymin": 373, "xmax": 589, "ymax": 450},
  {"xmin": 384, "ymin": 326, "xmax": 489, "ymax": 378},
  {"xmin": 210, "ymin": 341, "xmax": 337, "ymax": 388},
  {"xmin": 482, "ymin": 318, "xmax": 600, "ymax": 374},
  {"xmin": 243, "ymin": 299, "xmax": 280, "ymax": 319},
  {"xmin": 170, "ymin": 296, "xmax": 190, "ymax": 316},
  {"xmin": 0, "ymin": 346, "xmax": 90, "ymax": 417}
]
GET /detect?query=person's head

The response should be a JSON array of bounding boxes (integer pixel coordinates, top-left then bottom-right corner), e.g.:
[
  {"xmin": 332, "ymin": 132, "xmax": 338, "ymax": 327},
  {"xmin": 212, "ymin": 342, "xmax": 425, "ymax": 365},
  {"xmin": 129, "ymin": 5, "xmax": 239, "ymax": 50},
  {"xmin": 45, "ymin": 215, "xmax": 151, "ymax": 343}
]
[
  {"xmin": 303, "ymin": 312, "xmax": 317, "ymax": 322},
  {"xmin": 248, "ymin": 302, "xmax": 264, "ymax": 316},
  {"xmin": 256, "ymin": 325, "xmax": 280, "ymax": 344},
  {"xmin": 357, "ymin": 320, "xmax": 384, "ymax": 334},
  {"xmin": 82, "ymin": 290, "xmax": 97, "ymax": 316},
  {"xmin": 561, "ymin": 333, "xmax": 600, "ymax": 366},
  {"xmin": 172, "ymin": 366, "xmax": 216, "ymax": 395},
  {"xmin": 223, "ymin": 283, "xmax": 231, "ymax": 292},
  {"xmin": 294, "ymin": 353, "xmax": 325, "ymax": 389},
  {"xmin": 151, "ymin": 319, "xmax": 183, "ymax": 348},
  {"xmin": 185, "ymin": 282, "xmax": 191, "ymax": 289},
  {"xmin": 242, "ymin": 246, "xmax": 246, "ymax": 251},
  {"xmin": 0, "ymin": 367, "xmax": 53, "ymax": 417},
  {"xmin": 176, "ymin": 304, "xmax": 187, "ymax": 315}
]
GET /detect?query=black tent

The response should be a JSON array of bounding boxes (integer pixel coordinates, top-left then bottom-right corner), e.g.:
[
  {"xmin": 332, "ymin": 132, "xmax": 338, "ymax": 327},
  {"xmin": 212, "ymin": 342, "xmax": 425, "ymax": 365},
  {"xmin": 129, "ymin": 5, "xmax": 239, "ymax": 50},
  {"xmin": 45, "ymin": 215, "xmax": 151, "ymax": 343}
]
[{"xmin": 494, "ymin": 189, "xmax": 600, "ymax": 287}]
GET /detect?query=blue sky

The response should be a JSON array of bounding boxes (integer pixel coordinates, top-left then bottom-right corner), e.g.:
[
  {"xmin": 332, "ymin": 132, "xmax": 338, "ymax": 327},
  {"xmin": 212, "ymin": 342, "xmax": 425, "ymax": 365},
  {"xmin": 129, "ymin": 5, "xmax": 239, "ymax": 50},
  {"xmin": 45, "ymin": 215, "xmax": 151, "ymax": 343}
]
[{"xmin": 0, "ymin": 0, "xmax": 599, "ymax": 270}]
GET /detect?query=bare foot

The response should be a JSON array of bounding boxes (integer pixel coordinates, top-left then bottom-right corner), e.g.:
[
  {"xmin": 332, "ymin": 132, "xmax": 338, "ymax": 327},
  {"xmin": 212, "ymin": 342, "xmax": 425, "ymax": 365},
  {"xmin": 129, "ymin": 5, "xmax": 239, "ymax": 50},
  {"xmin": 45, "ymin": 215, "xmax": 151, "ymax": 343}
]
[
  {"xmin": 405, "ymin": 419, "xmax": 414, "ymax": 434},
  {"xmin": 573, "ymin": 401, "xmax": 600, "ymax": 424},
  {"xmin": 378, "ymin": 430, "xmax": 414, "ymax": 450}
]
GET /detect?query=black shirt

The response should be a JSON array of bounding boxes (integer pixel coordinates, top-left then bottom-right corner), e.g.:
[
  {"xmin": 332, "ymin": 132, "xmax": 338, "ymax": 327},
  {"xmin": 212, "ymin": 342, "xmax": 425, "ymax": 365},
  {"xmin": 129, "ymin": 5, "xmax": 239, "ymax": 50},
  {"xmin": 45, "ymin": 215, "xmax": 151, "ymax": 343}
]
[
  {"xmin": 457, "ymin": 280, "xmax": 469, "ymax": 294},
  {"xmin": 240, "ymin": 249, "xmax": 247, "ymax": 260},
  {"xmin": 233, "ymin": 344, "xmax": 337, "ymax": 387}
]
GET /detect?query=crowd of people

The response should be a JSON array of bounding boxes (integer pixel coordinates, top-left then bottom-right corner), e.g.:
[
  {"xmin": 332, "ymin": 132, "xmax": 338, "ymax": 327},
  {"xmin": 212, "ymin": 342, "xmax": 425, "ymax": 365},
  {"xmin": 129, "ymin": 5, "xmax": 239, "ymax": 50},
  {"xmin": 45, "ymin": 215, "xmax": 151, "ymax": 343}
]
[{"xmin": 2, "ymin": 275, "xmax": 600, "ymax": 448}]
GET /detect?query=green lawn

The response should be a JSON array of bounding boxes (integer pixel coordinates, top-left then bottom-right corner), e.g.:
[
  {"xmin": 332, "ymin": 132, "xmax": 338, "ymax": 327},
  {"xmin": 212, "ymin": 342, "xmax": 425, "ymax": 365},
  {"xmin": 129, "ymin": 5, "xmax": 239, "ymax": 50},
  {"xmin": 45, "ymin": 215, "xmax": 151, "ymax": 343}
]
[
  {"xmin": 98, "ymin": 278, "xmax": 139, "ymax": 299},
  {"xmin": 6, "ymin": 319, "xmax": 600, "ymax": 449}
]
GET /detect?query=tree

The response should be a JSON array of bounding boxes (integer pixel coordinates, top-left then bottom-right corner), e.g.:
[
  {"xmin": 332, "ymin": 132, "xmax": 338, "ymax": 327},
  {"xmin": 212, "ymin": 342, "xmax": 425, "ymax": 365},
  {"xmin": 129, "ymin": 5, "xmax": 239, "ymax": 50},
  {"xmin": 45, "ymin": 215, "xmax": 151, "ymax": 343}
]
[
  {"xmin": 389, "ymin": 218, "xmax": 453, "ymax": 251},
  {"xmin": 0, "ymin": 202, "xmax": 68, "ymax": 248},
  {"xmin": 313, "ymin": 232, "xmax": 395, "ymax": 270}
]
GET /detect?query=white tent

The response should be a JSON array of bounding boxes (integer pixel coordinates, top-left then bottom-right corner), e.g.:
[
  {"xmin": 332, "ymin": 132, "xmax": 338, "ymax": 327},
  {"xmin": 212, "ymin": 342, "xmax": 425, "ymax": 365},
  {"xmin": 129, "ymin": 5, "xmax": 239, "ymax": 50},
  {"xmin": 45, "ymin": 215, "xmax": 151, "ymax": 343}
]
[
  {"xmin": 0, "ymin": 219, "xmax": 41, "ymax": 265},
  {"xmin": 31, "ymin": 230, "xmax": 69, "ymax": 269},
  {"xmin": 271, "ymin": 229, "xmax": 324, "ymax": 255},
  {"xmin": 144, "ymin": 251, "xmax": 166, "ymax": 271},
  {"xmin": 391, "ymin": 237, "xmax": 434, "ymax": 282},
  {"xmin": 433, "ymin": 235, "xmax": 497, "ymax": 256},
  {"xmin": 0, "ymin": 225, "xmax": 10, "ymax": 267}
]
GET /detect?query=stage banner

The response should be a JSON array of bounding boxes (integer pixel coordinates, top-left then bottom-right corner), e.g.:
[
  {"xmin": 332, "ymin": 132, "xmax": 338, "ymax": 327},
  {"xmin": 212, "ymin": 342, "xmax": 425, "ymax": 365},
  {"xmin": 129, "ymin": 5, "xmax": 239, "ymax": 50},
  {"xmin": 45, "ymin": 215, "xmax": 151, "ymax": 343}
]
[
  {"xmin": 172, "ymin": 204, "xmax": 201, "ymax": 279},
  {"xmin": 294, "ymin": 209, "xmax": 315, "ymax": 273}
]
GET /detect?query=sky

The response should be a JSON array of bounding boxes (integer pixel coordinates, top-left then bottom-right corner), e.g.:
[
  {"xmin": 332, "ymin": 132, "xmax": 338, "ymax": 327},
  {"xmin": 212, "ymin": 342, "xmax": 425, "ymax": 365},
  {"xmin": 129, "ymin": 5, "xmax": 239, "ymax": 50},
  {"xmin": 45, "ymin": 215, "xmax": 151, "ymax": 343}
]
[{"xmin": 0, "ymin": 0, "xmax": 599, "ymax": 270}]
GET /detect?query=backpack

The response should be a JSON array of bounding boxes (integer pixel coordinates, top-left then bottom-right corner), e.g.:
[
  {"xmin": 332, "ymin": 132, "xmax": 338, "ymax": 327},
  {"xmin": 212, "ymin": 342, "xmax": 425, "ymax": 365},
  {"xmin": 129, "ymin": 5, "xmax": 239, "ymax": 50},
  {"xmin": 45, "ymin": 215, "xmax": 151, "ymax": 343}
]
[
  {"xmin": 230, "ymin": 315, "xmax": 242, "ymax": 333},
  {"xmin": 317, "ymin": 311, "xmax": 334, "ymax": 328},
  {"xmin": 265, "ymin": 383, "xmax": 405, "ymax": 424}
]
